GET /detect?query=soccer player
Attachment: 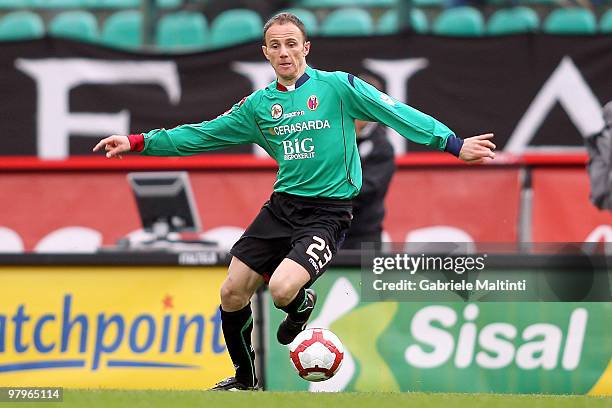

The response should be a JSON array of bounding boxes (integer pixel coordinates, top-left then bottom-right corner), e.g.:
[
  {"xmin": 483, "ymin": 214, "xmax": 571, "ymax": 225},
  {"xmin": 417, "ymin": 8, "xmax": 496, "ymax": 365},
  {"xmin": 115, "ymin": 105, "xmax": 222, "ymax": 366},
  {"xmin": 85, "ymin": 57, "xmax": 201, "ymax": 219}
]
[{"xmin": 93, "ymin": 12, "xmax": 496, "ymax": 391}]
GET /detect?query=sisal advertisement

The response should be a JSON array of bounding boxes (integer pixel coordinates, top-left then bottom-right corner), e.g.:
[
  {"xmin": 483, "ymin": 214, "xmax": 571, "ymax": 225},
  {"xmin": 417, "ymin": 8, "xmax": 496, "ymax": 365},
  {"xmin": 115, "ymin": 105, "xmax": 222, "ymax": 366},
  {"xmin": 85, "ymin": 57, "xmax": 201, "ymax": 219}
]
[{"xmin": 267, "ymin": 269, "xmax": 612, "ymax": 395}]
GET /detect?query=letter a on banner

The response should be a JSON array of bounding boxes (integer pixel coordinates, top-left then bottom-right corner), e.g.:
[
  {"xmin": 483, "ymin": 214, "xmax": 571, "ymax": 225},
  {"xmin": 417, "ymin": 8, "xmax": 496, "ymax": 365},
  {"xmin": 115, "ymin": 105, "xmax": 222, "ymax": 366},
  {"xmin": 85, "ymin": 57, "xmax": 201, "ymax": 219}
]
[{"xmin": 506, "ymin": 57, "xmax": 604, "ymax": 154}]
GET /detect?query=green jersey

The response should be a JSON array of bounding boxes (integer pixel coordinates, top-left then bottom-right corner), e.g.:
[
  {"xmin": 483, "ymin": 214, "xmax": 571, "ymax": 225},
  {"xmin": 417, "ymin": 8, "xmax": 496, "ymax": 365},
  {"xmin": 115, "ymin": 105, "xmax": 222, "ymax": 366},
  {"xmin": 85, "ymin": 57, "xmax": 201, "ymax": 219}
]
[{"xmin": 140, "ymin": 66, "xmax": 456, "ymax": 199}]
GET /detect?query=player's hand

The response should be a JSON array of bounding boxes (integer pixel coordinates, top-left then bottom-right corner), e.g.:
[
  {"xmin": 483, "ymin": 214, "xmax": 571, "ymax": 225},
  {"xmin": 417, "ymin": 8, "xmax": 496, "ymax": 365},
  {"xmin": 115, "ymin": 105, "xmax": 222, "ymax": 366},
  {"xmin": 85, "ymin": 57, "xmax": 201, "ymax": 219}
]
[
  {"xmin": 92, "ymin": 135, "xmax": 130, "ymax": 159},
  {"xmin": 459, "ymin": 133, "xmax": 496, "ymax": 164}
]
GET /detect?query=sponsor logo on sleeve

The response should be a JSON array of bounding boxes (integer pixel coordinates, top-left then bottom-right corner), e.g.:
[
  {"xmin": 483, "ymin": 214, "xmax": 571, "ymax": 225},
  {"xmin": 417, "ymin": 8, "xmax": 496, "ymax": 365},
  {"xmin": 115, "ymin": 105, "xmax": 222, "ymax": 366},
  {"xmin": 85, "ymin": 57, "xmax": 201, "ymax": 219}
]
[{"xmin": 379, "ymin": 93, "xmax": 396, "ymax": 107}]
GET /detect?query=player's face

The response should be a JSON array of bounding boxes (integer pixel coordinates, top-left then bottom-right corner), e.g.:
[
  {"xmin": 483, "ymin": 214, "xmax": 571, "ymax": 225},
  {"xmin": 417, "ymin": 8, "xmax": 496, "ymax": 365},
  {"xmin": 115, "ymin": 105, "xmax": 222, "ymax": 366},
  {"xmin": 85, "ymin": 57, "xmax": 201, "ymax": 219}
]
[{"xmin": 262, "ymin": 23, "xmax": 310, "ymax": 85}]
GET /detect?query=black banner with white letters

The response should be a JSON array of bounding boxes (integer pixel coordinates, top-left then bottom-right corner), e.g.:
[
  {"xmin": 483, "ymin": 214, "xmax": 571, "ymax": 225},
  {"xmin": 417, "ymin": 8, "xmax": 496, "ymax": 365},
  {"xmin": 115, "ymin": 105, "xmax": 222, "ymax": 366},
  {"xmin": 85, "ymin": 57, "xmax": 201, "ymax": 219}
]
[{"xmin": 0, "ymin": 35, "xmax": 610, "ymax": 159}]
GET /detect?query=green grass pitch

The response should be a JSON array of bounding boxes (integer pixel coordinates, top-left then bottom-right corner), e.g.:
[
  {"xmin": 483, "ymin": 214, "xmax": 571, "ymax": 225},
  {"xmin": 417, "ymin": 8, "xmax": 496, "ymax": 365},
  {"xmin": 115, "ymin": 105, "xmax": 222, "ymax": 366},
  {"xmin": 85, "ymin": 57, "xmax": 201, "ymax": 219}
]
[{"xmin": 7, "ymin": 390, "xmax": 612, "ymax": 408}]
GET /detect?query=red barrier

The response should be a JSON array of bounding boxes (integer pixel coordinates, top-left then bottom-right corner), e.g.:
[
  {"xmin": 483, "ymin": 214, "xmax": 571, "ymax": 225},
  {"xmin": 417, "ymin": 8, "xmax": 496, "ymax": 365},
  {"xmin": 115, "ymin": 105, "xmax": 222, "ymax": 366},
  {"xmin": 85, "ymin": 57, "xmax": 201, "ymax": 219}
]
[
  {"xmin": 0, "ymin": 172, "xmax": 276, "ymax": 251},
  {"xmin": 0, "ymin": 169, "xmax": 520, "ymax": 251},
  {"xmin": 532, "ymin": 168, "xmax": 612, "ymax": 242},
  {"xmin": 0, "ymin": 153, "xmax": 607, "ymax": 252},
  {"xmin": 384, "ymin": 168, "xmax": 520, "ymax": 242},
  {"xmin": 0, "ymin": 152, "xmax": 587, "ymax": 171}
]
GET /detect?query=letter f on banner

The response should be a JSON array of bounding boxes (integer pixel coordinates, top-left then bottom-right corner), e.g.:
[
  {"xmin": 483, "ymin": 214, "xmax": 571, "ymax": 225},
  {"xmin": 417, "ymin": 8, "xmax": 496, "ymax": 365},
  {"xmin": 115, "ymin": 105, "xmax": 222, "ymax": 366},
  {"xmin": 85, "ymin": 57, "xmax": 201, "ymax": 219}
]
[{"xmin": 16, "ymin": 59, "xmax": 181, "ymax": 160}]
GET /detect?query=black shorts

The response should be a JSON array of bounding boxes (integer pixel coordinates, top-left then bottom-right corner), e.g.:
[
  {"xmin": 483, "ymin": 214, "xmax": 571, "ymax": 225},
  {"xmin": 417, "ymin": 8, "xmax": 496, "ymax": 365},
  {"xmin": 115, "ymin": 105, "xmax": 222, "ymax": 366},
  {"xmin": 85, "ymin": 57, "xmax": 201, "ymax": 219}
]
[{"xmin": 230, "ymin": 192, "xmax": 353, "ymax": 285}]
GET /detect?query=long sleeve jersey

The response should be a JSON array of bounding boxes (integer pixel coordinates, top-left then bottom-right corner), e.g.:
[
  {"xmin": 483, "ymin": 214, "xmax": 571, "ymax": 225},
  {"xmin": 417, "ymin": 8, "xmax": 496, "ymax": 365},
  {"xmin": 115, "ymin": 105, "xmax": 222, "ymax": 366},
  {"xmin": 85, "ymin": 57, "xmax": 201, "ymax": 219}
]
[{"xmin": 135, "ymin": 66, "xmax": 460, "ymax": 199}]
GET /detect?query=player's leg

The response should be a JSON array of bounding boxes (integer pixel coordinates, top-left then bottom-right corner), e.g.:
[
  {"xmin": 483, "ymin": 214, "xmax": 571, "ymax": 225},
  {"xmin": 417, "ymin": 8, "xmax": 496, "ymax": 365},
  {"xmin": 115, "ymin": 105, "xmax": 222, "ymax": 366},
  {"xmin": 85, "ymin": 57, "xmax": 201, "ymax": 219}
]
[
  {"xmin": 269, "ymin": 258, "xmax": 317, "ymax": 345},
  {"xmin": 271, "ymin": 197, "xmax": 353, "ymax": 345},
  {"xmin": 213, "ymin": 196, "xmax": 293, "ymax": 390},
  {"xmin": 211, "ymin": 256, "xmax": 264, "ymax": 391},
  {"xmin": 220, "ymin": 256, "xmax": 264, "ymax": 311}
]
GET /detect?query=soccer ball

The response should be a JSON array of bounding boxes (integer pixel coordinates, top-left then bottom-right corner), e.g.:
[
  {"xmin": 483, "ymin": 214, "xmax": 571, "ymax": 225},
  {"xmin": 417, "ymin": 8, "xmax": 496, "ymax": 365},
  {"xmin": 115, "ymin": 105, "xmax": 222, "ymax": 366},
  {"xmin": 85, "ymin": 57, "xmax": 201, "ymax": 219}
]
[{"xmin": 288, "ymin": 328, "xmax": 344, "ymax": 382}]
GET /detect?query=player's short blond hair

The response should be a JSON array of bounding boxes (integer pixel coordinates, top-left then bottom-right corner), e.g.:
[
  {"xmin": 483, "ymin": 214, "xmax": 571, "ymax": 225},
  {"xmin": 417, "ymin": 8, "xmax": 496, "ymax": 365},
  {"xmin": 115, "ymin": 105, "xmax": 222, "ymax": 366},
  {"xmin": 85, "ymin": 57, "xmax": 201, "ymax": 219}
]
[{"xmin": 263, "ymin": 13, "xmax": 308, "ymax": 45}]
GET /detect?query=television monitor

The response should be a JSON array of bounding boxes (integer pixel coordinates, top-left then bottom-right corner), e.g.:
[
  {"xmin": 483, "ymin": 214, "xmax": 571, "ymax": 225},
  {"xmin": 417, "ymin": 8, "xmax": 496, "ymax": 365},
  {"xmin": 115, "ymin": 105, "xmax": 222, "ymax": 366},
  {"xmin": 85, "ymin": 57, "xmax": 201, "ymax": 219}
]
[{"xmin": 127, "ymin": 171, "xmax": 201, "ymax": 239}]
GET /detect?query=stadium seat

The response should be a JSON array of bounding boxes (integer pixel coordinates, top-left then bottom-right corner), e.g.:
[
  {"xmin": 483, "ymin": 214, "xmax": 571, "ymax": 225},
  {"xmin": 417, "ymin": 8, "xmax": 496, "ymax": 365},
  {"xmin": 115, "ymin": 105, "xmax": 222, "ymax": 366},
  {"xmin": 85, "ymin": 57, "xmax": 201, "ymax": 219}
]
[
  {"xmin": 31, "ymin": 0, "xmax": 90, "ymax": 8},
  {"xmin": 297, "ymin": 0, "xmax": 347, "ymax": 6},
  {"xmin": 353, "ymin": 0, "xmax": 397, "ymax": 6},
  {"xmin": 157, "ymin": 0, "xmax": 182, "ymax": 8},
  {"xmin": 49, "ymin": 11, "xmax": 99, "ymax": 42},
  {"xmin": 377, "ymin": 8, "xmax": 428, "ymax": 34},
  {"xmin": 298, "ymin": 0, "xmax": 396, "ymax": 7},
  {"xmin": 487, "ymin": 7, "xmax": 539, "ymax": 35},
  {"xmin": 412, "ymin": 0, "xmax": 445, "ymax": 7},
  {"xmin": 281, "ymin": 8, "xmax": 319, "ymax": 36},
  {"xmin": 0, "ymin": 0, "xmax": 29, "ymax": 8},
  {"xmin": 101, "ymin": 10, "xmax": 142, "ymax": 49},
  {"xmin": 520, "ymin": 0, "xmax": 558, "ymax": 5},
  {"xmin": 210, "ymin": 9, "xmax": 262, "ymax": 48},
  {"xmin": 156, "ymin": 11, "xmax": 208, "ymax": 51},
  {"xmin": 543, "ymin": 8, "xmax": 596, "ymax": 35},
  {"xmin": 90, "ymin": 0, "xmax": 140, "ymax": 8},
  {"xmin": 320, "ymin": 8, "xmax": 374, "ymax": 36},
  {"xmin": 0, "ymin": 11, "xmax": 44, "ymax": 40},
  {"xmin": 432, "ymin": 6, "xmax": 485, "ymax": 36},
  {"xmin": 600, "ymin": 8, "xmax": 612, "ymax": 33}
]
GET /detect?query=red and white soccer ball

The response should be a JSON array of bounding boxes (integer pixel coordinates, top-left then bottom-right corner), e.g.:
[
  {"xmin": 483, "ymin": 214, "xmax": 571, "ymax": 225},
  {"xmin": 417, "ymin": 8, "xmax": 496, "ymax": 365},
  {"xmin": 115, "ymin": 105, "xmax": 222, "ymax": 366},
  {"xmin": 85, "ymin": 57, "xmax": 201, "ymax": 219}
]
[{"xmin": 288, "ymin": 328, "xmax": 344, "ymax": 382}]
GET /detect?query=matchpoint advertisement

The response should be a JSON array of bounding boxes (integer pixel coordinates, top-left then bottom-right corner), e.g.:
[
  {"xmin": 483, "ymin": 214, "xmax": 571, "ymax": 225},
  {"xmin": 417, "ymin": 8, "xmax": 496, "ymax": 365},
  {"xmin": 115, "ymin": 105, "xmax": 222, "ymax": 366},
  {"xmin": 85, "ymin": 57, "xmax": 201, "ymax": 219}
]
[{"xmin": 0, "ymin": 267, "xmax": 231, "ymax": 389}]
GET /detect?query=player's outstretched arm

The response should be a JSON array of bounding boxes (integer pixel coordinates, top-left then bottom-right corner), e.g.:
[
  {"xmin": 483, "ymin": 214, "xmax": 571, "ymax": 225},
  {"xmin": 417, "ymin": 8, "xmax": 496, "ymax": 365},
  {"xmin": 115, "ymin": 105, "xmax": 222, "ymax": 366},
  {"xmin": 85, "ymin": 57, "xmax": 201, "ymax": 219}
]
[
  {"xmin": 459, "ymin": 133, "xmax": 496, "ymax": 164},
  {"xmin": 92, "ymin": 135, "xmax": 131, "ymax": 159}
]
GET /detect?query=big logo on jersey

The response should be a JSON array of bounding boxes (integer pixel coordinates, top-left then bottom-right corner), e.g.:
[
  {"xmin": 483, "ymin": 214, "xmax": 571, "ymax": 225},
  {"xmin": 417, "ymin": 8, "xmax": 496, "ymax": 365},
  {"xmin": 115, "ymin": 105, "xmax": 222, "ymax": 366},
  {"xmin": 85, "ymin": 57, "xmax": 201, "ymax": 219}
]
[{"xmin": 282, "ymin": 137, "xmax": 315, "ymax": 160}]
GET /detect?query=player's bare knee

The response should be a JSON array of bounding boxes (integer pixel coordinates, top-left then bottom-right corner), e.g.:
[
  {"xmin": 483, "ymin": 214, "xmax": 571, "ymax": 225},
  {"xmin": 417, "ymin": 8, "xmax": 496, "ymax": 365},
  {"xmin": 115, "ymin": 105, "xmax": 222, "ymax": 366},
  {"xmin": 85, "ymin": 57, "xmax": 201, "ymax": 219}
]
[
  {"xmin": 269, "ymin": 278, "xmax": 299, "ymax": 307},
  {"xmin": 220, "ymin": 281, "xmax": 249, "ymax": 310}
]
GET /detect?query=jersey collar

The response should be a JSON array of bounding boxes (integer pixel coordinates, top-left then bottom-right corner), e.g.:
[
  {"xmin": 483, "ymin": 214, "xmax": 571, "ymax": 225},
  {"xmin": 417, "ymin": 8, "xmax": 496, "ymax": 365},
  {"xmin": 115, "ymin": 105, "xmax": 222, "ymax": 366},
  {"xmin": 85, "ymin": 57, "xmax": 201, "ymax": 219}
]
[{"xmin": 275, "ymin": 66, "xmax": 312, "ymax": 92}]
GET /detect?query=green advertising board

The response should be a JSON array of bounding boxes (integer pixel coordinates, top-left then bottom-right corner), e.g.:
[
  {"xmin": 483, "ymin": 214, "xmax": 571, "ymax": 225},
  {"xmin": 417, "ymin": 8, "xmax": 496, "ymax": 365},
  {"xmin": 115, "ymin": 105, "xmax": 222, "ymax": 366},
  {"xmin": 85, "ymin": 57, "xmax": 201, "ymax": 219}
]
[{"xmin": 266, "ymin": 268, "xmax": 612, "ymax": 394}]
